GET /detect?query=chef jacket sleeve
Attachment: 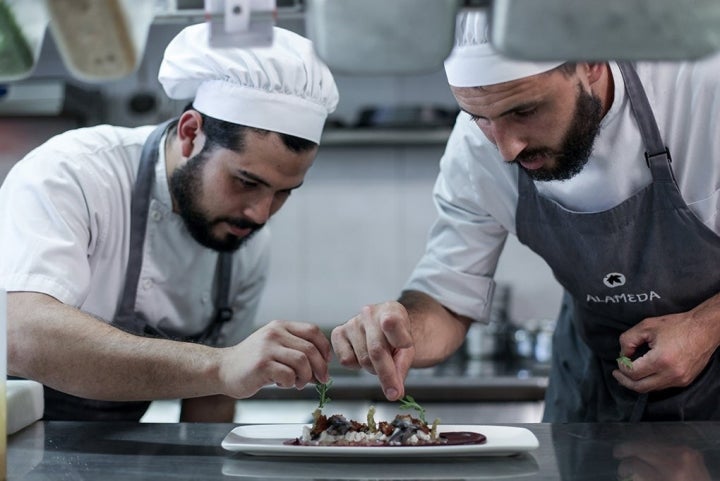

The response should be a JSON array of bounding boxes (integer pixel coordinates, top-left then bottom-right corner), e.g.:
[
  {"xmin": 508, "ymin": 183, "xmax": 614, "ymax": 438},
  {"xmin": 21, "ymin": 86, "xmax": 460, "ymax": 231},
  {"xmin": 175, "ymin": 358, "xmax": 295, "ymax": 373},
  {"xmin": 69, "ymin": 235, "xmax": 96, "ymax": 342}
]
[
  {"xmin": 0, "ymin": 146, "xmax": 105, "ymax": 306},
  {"xmin": 404, "ymin": 113, "xmax": 519, "ymax": 323}
]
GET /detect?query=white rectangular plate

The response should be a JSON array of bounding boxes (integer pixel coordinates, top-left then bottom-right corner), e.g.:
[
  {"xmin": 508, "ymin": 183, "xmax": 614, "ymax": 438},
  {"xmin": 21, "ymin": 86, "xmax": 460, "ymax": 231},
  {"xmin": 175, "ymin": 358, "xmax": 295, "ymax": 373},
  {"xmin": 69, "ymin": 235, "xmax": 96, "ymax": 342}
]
[{"xmin": 221, "ymin": 424, "xmax": 539, "ymax": 458}]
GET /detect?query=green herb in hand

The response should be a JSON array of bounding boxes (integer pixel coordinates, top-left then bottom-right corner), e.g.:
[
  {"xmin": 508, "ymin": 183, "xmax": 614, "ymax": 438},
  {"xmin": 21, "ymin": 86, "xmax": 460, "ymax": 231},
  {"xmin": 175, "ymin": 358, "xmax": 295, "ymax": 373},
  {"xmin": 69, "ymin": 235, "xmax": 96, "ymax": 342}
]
[
  {"xmin": 616, "ymin": 355, "xmax": 633, "ymax": 370},
  {"xmin": 399, "ymin": 395, "xmax": 427, "ymax": 424},
  {"xmin": 315, "ymin": 379, "xmax": 333, "ymax": 409}
]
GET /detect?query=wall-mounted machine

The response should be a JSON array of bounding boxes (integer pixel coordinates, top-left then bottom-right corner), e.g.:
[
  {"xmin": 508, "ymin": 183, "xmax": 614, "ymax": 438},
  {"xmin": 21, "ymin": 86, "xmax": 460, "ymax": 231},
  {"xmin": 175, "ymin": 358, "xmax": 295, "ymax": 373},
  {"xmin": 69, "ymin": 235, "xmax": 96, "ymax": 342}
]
[{"xmin": 1, "ymin": 0, "xmax": 719, "ymax": 83}]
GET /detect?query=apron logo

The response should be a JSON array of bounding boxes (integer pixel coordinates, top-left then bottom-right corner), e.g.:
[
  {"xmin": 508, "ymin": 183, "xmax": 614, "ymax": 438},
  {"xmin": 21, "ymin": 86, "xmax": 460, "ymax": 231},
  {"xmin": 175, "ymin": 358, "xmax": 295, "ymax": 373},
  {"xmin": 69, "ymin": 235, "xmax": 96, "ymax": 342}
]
[
  {"xmin": 589, "ymin": 272, "xmax": 661, "ymax": 304},
  {"xmin": 603, "ymin": 272, "xmax": 626, "ymax": 288}
]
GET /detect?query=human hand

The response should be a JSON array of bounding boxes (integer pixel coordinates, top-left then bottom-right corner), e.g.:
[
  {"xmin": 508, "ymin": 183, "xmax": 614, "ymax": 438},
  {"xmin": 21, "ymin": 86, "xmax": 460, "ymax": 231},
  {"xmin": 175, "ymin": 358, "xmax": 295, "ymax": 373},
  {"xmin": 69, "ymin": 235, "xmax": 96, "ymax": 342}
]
[
  {"xmin": 613, "ymin": 310, "xmax": 719, "ymax": 393},
  {"xmin": 331, "ymin": 302, "xmax": 415, "ymax": 401},
  {"xmin": 614, "ymin": 440, "xmax": 711, "ymax": 481},
  {"xmin": 219, "ymin": 320, "xmax": 331, "ymax": 398}
]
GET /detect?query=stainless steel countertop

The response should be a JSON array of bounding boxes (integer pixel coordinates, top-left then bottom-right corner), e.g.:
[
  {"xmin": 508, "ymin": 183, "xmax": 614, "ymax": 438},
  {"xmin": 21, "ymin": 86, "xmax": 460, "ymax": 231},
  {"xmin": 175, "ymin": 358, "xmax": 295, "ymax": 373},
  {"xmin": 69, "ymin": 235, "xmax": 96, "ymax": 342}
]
[
  {"xmin": 254, "ymin": 358, "xmax": 549, "ymax": 402},
  {"xmin": 10, "ymin": 421, "xmax": 720, "ymax": 480}
]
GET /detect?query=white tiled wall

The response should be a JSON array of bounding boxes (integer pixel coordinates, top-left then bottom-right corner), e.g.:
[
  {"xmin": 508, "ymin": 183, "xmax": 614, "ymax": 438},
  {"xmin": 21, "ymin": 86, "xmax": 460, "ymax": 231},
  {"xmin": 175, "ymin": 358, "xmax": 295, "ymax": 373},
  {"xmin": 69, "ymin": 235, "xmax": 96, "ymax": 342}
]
[
  {"xmin": 253, "ymin": 142, "xmax": 563, "ymax": 329},
  {"xmin": 254, "ymin": 144, "xmax": 444, "ymax": 326}
]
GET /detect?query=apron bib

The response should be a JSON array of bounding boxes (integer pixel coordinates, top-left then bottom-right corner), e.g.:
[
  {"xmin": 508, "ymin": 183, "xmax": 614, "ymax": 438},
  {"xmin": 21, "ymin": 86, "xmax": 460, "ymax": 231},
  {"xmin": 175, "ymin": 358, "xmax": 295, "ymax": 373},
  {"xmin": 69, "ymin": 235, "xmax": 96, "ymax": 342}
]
[
  {"xmin": 516, "ymin": 63, "xmax": 720, "ymax": 422},
  {"xmin": 43, "ymin": 121, "xmax": 234, "ymax": 421}
]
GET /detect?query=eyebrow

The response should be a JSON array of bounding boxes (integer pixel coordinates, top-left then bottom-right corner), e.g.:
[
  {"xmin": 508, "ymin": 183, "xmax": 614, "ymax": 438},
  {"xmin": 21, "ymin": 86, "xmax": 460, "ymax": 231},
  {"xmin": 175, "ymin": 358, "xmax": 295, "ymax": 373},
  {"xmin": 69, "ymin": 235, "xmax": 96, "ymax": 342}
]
[
  {"xmin": 461, "ymin": 102, "xmax": 538, "ymax": 121},
  {"xmin": 237, "ymin": 169, "xmax": 304, "ymax": 191}
]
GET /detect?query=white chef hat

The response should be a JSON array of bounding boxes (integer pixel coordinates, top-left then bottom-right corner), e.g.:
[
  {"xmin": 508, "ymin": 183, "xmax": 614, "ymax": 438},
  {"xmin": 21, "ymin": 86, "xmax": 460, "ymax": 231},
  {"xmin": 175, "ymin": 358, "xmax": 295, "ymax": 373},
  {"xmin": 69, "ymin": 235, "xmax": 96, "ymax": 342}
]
[
  {"xmin": 444, "ymin": 11, "xmax": 564, "ymax": 87},
  {"xmin": 158, "ymin": 23, "xmax": 339, "ymax": 144}
]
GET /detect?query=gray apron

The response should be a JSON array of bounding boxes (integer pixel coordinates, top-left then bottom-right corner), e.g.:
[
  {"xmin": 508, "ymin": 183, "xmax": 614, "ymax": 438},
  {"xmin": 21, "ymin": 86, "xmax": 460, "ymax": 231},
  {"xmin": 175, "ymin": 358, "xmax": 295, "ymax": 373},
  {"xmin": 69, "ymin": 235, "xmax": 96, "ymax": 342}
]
[
  {"xmin": 516, "ymin": 62, "xmax": 720, "ymax": 422},
  {"xmin": 42, "ymin": 121, "xmax": 235, "ymax": 421}
]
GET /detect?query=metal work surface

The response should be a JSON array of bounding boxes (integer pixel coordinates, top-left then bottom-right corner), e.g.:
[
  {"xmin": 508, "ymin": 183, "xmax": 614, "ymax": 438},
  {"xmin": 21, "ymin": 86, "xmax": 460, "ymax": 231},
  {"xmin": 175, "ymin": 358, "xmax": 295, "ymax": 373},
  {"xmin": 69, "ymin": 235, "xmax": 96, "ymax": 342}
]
[{"xmin": 9, "ymin": 421, "xmax": 720, "ymax": 480}]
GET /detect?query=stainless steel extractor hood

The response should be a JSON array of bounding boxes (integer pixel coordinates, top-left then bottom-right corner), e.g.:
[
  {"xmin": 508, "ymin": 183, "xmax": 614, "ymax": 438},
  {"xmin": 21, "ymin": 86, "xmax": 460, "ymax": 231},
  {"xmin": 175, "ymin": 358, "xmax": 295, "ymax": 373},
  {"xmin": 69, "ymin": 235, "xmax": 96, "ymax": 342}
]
[{"xmin": 1, "ymin": 0, "xmax": 719, "ymax": 83}]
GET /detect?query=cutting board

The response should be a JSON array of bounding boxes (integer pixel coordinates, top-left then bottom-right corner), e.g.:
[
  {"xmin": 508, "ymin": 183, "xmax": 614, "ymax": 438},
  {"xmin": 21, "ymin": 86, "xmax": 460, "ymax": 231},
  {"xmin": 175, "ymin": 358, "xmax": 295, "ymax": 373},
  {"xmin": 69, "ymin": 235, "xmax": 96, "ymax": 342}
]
[{"xmin": 7, "ymin": 380, "xmax": 43, "ymax": 434}]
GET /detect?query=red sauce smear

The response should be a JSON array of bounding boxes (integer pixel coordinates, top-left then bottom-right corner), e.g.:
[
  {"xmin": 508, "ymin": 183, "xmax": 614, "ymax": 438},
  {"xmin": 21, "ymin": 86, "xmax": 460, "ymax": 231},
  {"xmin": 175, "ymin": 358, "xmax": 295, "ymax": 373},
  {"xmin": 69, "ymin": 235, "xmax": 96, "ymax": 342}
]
[{"xmin": 440, "ymin": 431, "xmax": 487, "ymax": 445}]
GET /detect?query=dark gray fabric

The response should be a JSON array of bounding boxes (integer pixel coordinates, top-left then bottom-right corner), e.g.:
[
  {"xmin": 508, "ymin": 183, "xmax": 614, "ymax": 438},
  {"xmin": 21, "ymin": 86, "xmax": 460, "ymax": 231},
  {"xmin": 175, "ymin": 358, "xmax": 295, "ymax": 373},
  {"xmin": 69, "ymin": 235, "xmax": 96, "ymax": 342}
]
[
  {"xmin": 519, "ymin": 62, "xmax": 720, "ymax": 421},
  {"xmin": 113, "ymin": 120, "xmax": 173, "ymax": 334}
]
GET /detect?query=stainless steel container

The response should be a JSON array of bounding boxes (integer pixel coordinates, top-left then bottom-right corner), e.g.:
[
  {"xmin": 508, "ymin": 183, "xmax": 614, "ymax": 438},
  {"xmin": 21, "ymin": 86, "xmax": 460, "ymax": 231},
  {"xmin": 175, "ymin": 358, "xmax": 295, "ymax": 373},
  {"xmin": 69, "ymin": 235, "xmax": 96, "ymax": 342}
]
[{"xmin": 465, "ymin": 284, "xmax": 511, "ymax": 360}]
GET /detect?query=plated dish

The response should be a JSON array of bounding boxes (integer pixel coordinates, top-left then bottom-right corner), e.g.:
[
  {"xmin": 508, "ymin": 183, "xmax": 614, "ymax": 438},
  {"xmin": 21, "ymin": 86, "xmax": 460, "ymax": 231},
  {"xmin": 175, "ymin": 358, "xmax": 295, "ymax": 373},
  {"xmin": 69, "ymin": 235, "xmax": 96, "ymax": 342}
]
[{"xmin": 221, "ymin": 424, "xmax": 539, "ymax": 458}]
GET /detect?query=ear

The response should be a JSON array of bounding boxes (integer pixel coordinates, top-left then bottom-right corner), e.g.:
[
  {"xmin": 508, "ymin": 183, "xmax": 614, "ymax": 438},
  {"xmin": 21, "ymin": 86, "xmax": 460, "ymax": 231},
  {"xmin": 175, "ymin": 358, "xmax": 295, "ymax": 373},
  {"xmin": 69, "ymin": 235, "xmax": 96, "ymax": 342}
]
[
  {"xmin": 176, "ymin": 110, "xmax": 205, "ymax": 158},
  {"xmin": 584, "ymin": 62, "xmax": 606, "ymax": 86}
]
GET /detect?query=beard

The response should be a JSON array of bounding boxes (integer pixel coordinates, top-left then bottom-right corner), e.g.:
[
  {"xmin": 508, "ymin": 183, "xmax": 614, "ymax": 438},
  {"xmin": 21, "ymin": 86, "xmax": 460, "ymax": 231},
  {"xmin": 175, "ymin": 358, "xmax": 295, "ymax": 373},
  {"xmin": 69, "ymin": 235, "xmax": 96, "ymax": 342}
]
[
  {"xmin": 169, "ymin": 151, "xmax": 264, "ymax": 252},
  {"xmin": 515, "ymin": 83, "xmax": 603, "ymax": 182}
]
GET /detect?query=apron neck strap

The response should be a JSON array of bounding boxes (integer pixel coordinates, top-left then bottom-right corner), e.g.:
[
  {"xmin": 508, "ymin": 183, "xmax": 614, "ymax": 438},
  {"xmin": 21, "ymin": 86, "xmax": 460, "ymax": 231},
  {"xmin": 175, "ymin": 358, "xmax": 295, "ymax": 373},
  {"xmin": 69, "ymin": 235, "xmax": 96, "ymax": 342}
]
[
  {"xmin": 617, "ymin": 62, "xmax": 672, "ymax": 171},
  {"xmin": 114, "ymin": 120, "xmax": 174, "ymax": 333}
]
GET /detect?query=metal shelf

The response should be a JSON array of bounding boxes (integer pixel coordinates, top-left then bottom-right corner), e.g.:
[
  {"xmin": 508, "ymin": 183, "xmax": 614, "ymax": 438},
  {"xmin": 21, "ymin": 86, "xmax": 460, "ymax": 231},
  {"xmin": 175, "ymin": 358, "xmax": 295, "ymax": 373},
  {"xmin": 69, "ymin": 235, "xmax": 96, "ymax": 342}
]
[{"xmin": 320, "ymin": 128, "xmax": 452, "ymax": 147}]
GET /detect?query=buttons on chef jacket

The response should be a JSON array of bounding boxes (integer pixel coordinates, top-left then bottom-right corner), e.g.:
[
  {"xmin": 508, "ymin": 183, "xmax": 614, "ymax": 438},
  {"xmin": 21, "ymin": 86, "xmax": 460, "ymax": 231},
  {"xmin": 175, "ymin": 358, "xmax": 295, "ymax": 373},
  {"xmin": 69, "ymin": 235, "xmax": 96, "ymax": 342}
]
[
  {"xmin": 201, "ymin": 292, "xmax": 210, "ymax": 304},
  {"xmin": 150, "ymin": 210, "xmax": 163, "ymax": 221},
  {"xmin": 142, "ymin": 278, "xmax": 153, "ymax": 289}
]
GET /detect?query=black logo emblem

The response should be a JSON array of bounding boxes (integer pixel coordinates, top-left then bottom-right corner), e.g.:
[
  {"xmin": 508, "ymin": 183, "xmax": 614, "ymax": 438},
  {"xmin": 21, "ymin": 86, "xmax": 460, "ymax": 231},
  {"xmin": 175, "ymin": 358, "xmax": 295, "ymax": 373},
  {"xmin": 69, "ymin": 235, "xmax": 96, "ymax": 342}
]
[{"xmin": 603, "ymin": 272, "xmax": 626, "ymax": 288}]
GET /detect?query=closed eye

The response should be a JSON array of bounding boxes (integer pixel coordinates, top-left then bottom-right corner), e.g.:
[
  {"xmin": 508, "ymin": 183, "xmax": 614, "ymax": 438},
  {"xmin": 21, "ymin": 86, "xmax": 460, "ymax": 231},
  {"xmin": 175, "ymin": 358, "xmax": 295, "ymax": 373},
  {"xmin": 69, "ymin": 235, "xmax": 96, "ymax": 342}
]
[
  {"xmin": 234, "ymin": 176, "xmax": 258, "ymax": 188},
  {"xmin": 513, "ymin": 107, "xmax": 537, "ymax": 118},
  {"xmin": 465, "ymin": 104, "xmax": 539, "ymax": 124},
  {"xmin": 276, "ymin": 189, "xmax": 293, "ymax": 199}
]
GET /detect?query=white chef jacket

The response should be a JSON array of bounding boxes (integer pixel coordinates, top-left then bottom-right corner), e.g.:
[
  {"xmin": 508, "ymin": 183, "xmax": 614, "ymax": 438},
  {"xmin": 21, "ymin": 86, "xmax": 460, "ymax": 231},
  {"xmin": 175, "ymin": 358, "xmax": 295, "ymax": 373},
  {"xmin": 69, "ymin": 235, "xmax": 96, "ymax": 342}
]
[
  {"xmin": 406, "ymin": 54, "xmax": 720, "ymax": 323},
  {"xmin": 0, "ymin": 124, "xmax": 270, "ymax": 346}
]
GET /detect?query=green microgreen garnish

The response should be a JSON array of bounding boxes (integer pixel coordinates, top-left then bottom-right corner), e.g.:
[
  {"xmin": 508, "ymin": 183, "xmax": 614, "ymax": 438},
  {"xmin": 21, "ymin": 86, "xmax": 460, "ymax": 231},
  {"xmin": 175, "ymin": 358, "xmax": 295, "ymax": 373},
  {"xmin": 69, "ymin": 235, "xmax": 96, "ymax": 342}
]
[
  {"xmin": 399, "ymin": 395, "xmax": 427, "ymax": 424},
  {"xmin": 315, "ymin": 379, "xmax": 333, "ymax": 409},
  {"xmin": 616, "ymin": 355, "xmax": 633, "ymax": 370},
  {"xmin": 367, "ymin": 405, "xmax": 377, "ymax": 432}
]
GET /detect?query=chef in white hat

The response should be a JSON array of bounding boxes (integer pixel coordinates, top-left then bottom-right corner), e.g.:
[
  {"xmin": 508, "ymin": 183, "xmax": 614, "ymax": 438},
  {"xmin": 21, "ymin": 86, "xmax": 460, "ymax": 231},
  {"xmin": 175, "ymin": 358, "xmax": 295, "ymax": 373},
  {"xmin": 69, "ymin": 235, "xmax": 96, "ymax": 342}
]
[
  {"xmin": 332, "ymin": 10, "xmax": 720, "ymax": 423},
  {"xmin": 1, "ymin": 23, "xmax": 338, "ymax": 422}
]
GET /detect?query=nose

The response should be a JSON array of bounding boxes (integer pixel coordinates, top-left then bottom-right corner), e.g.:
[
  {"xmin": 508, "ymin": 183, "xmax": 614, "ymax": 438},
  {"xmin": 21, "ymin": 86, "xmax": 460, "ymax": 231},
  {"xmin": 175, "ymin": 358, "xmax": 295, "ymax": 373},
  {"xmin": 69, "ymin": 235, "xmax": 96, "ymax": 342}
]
[
  {"xmin": 242, "ymin": 192, "xmax": 274, "ymax": 225},
  {"xmin": 484, "ymin": 122, "xmax": 527, "ymax": 162}
]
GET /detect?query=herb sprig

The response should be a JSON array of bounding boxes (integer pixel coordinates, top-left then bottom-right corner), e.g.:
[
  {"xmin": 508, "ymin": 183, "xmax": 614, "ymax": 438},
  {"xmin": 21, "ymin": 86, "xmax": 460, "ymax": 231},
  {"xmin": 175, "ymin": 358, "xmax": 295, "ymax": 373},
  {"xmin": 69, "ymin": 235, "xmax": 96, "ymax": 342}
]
[
  {"xmin": 399, "ymin": 394, "xmax": 427, "ymax": 424},
  {"xmin": 315, "ymin": 379, "xmax": 333, "ymax": 409},
  {"xmin": 616, "ymin": 355, "xmax": 633, "ymax": 370}
]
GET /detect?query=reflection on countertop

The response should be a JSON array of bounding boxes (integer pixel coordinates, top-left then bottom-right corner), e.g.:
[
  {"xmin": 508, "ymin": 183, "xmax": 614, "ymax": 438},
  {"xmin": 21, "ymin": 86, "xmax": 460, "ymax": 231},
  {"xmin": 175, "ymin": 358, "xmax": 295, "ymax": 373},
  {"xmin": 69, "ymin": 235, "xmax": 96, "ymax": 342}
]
[
  {"xmin": 222, "ymin": 446, "xmax": 541, "ymax": 479},
  {"xmin": 13, "ymin": 421, "xmax": 720, "ymax": 480},
  {"xmin": 255, "ymin": 356, "xmax": 549, "ymax": 403}
]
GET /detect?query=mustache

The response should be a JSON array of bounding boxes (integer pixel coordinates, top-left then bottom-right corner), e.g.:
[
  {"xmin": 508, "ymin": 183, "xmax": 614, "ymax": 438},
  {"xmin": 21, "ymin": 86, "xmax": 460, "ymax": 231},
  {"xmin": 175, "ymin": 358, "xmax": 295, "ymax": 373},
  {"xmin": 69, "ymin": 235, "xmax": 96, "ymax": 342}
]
[
  {"xmin": 514, "ymin": 148, "xmax": 559, "ymax": 163},
  {"xmin": 217, "ymin": 217, "xmax": 265, "ymax": 231}
]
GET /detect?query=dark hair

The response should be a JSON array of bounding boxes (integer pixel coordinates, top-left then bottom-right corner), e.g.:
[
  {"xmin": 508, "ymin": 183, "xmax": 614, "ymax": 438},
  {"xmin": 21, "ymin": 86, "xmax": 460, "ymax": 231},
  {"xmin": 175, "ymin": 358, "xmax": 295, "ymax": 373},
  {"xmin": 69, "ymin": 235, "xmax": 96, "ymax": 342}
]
[
  {"xmin": 553, "ymin": 62, "xmax": 578, "ymax": 77},
  {"xmin": 169, "ymin": 103, "xmax": 317, "ymax": 155}
]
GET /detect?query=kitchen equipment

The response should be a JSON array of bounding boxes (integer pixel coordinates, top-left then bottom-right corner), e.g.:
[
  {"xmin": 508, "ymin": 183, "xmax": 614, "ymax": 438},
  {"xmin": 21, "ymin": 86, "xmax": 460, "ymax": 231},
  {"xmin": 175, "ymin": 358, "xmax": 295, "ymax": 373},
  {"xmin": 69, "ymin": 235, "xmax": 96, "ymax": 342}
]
[
  {"xmin": 491, "ymin": 0, "xmax": 720, "ymax": 61},
  {"xmin": 6, "ymin": 380, "xmax": 43, "ymax": 435},
  {"xmin": 0, "ymin": 2, "xmax": 32, "ymax": 77},
  {"xmin": 304, "ymin": 0, "xmax": 458, "ymax": 74},
  {"xmin": 46, "ymin": 0, "xmax": 153, "ymax": 81},
  {"xmin": 355, "ymin": 105, "xmax": 458, "ymax": 129},
  {"xmin": 206, "ymin": 0, "xmax": 276, "ymax": 48},
  {"xmin": 508, "ymin": 318, "xmax": 555, "ymax": 365},
  {"xmin": 0, "ymin": 0, "xmax": 48, "ymax": 82},
  {"xmin": 465, "ymin": 284, "xmax": 512, "ymax": 360}
]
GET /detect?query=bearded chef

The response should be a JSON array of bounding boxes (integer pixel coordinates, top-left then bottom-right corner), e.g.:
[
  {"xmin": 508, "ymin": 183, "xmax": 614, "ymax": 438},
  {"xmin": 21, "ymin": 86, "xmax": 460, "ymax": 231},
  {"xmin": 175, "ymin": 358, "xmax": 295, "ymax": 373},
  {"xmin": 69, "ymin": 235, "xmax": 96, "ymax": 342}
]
[
  {"xmin": 1, "ymin": 23, "xmax": 338, "ymax": 422},
  {"xmin": 331, "ymin": 10, "xmax": 720, "ymax": 422}
]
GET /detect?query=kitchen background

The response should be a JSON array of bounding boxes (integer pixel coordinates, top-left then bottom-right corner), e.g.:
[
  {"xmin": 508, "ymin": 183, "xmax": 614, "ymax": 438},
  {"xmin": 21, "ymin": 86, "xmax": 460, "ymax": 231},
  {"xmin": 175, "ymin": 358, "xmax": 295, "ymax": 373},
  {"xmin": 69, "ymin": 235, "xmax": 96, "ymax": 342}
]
[{"xmin": 1, "ymin": 12, "xmax": 563, "ymax": 423}]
